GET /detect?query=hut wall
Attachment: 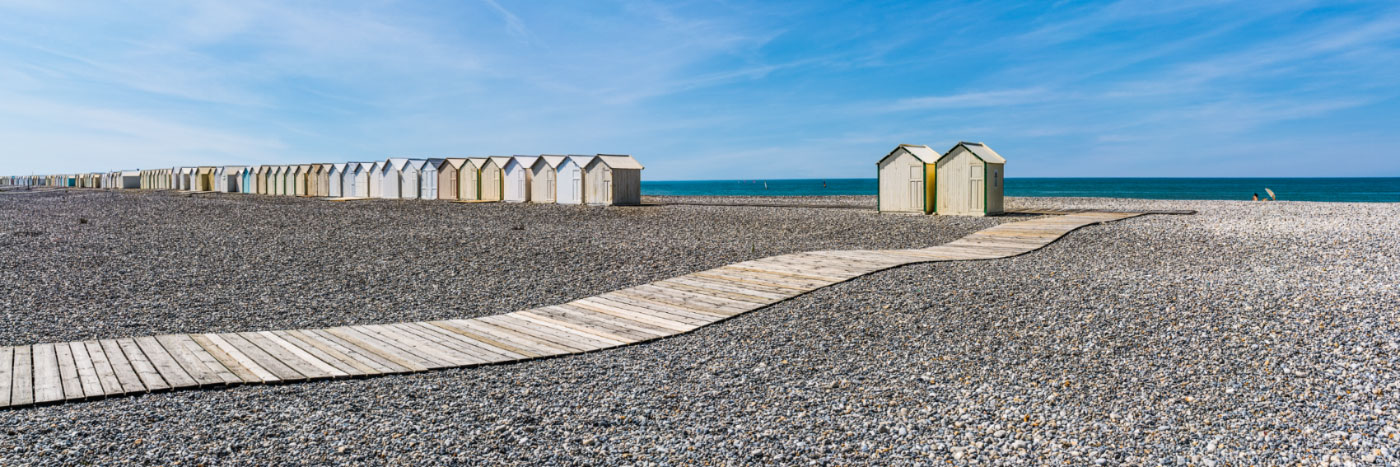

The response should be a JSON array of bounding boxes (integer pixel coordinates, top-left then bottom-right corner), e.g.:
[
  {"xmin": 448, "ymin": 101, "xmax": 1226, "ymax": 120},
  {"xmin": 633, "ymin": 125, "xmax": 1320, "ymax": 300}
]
[
  {"xmin": 556, "ymin": 159, "xmax": 584, "ymax": 205},
  {"xmin": 531, "ymin": 165, "xmax": 556, "ymax": 203}
]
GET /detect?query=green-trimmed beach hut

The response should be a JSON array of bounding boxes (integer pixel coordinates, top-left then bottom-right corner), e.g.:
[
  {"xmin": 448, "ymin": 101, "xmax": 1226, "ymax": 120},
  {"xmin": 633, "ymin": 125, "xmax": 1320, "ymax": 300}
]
[
  {"xmin": 876, "ymin": 144, "xmax": 939, "ymax": 214},
  {"xmin": 934, "ymin": 142, "xmax": 1005, "ymax": 216}
]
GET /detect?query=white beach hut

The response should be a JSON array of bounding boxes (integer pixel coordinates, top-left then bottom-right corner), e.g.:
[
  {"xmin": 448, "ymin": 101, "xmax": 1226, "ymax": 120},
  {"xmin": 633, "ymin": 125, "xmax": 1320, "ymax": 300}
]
[
  {"xmin": 876, "ymin": 144, "xmax": 939, "ymax": 214},
  {"xmin": 583, "ymin": 154, "xmax": 644, "ymax": 206},
  {"xmin": 353, "ymin": 162, "xmax": 372, "ymax": 198},
  {"xmin": 380, "ymin": 158, "xmax": 409, "ymax": 199},
  {"xmin": 367, "ymin": 161, "xmax": 384, "ymax": 198},
  {"xmin": 340, "ymin": 163, "xmax": 358, "ymax": 198},
  {"xmin": 934, "ymin": 142, "xmax": 1005, "ymax": 216},
  {"xmin": 530, "ymin": 155, "xmax": 567, "ymax": 203},
  {"xmin": 503, "ymin": 155, "xmax": 538, "ymax": 203},
  {"xmin": 328, "ymin": 163, "xmax": 346, "ymax": 198},
  {"xmin": 401, "ymin": 159, "xmax": 424, "ymax": 200},
  {"xmin": 555, "ymin": 155, "xmax": 593, "ymax": 205},
  {"xmin": 419, "ymin": 159, "xmax": 443, "ymax": 200}
]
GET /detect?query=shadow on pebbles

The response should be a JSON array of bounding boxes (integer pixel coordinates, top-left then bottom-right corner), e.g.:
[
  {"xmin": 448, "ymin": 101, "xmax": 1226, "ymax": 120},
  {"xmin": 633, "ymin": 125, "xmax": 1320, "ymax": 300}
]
[{"xmin": 1, "ymin": 191, "xmax": 1398, "ymax": 465}]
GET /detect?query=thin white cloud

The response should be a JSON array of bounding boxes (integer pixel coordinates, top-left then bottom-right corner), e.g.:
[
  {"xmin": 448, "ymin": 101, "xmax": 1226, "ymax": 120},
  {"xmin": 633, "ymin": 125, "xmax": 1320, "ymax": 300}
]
[{"xmin": 888, "ymin": 88, "xmax": 1051, "ymax": 111}]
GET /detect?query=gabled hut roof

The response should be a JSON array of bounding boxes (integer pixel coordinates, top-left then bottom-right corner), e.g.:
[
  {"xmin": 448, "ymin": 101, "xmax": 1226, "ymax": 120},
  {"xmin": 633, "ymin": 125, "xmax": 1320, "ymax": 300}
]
[
  {"xmin": 467, "ymin": 157, "xmax": 490, "ymax": 168},
  {"xmin": 384, "ymin": 158, "xmax": 410, "ymax": 171},
  {"xmin": 566, "ymin": 154, "xmax": 596, "ymax": 167},
  {"xmin": 508, "ymin": 155, "xmax": 539, "ymax": 168},
  {"xmin": 332, "ymin": 163, "xmax": 347, "ymax": 172},
  {"xmin": 444, "ymin": 158, "xmax": 468, "ymax": 170},
  {"xmin": 534, "ymin": 155, "xmax": 567, "ymax": 169},
  {"xmin": 942, "ymin": 142, "xmax": 1006, "ymax": 164},
  {"xmin": 878, "ymin": 144, "xmax": 939, "ymax": 165},
  {"xmin": 487, "ymin": 156, "xmax": 512, "ymax": 168},
  {"xmin": 589, "ymin": 154, "xmax": 644, "ymax": 170}
]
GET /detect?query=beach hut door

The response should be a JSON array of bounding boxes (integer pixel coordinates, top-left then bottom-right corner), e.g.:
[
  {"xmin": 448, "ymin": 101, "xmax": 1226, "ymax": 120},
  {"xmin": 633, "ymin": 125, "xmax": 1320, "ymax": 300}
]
[
  {"xmin": 571, "ymin": 168, "xmax": 581, "ymax": 202},
  {"xmin": 909, "ymin": 166, "xmax": 922, "ymax": 210},
  {"xmin": 603, "ymin": 170, "xmax": 613, "ymax": 203},
  {"xmin": 970, "ymin": 164, "xmax": 984, "ymax": 211}
]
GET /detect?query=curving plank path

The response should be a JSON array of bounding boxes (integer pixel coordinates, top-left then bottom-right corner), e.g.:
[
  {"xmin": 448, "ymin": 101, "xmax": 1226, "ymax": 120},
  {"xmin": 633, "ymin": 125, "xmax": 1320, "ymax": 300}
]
[{"xmin": 0, "ymin": 210, "xmax": 1168, "ymax": 409}]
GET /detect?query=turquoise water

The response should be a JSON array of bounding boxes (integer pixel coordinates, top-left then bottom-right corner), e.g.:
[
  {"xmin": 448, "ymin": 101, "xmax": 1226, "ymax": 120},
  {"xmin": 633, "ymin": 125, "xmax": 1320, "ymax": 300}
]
[{"xmin": 641, "ymin": 178, "xmax": 1400, "ymax": 202}]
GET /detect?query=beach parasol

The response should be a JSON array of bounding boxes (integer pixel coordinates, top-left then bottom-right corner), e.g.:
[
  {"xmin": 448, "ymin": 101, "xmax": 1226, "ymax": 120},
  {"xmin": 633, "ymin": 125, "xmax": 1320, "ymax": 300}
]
[{"xmin": 1265, "ymin": 188, "xmax": 1275, "ymax": 201}]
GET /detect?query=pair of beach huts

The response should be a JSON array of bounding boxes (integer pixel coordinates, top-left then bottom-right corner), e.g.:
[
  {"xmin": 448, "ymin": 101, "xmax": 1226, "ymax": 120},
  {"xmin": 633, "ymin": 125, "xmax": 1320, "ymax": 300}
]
[{"xmin": 876, "ymin": 142, "xmax": 1007, "ymax": 216}]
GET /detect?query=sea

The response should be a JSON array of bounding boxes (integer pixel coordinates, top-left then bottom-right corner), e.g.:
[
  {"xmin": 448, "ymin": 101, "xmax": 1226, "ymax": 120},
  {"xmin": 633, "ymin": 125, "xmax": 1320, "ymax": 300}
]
[{"xmin": 640, "ymin": 178, "xmax": 1400, "ymax": 203}]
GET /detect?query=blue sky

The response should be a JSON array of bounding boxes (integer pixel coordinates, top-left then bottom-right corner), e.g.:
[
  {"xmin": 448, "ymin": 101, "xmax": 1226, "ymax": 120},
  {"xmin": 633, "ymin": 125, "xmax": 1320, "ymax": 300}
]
[{"xmin": 1, "ymin": 0, "xmax": 1397, "ymax": 179}]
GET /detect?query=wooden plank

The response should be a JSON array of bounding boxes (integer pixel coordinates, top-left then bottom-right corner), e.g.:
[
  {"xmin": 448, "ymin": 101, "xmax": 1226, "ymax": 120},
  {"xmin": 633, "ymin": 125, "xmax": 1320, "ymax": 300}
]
[
  {"xmin": 720, "ymin": 264, "xmax": 846, "ymax": 283},
  {"xmin": 489, "ymin": 313, "xmax": 613, "ymax": 351},
  {"xmin": 279, "ymin": 330, "xmax": 378, "ymax": 376},
  {"xmin": 0, "ymin": 347, "xmax": 11, "ymax": 407},
  {"xmin": 495, "ymin": 313, "xmax": 623, "ymax": 349},
  {"xmin": 660, "ymin": 277, "xmax": 788, "ymax": 302},
  {"xmin": 547, "ymin": 304, "xmax": 676, "ymax": 338},
  {"xmin": 768, "ymin": 254, "xmax": 882, "ymax": 273},
  {"xmin": 691, "ymin": 270, "xmax": 818, "ymax": 292},
  {"xmin": 401, "ymin": 323, "xmax": 519, "ymax": 362},
  {"xmin": 636, "ymin": 283, "xmax": 765, "ymax": 311},
  {"xmin": 745, "ymin": 258, "xmax": 870, "ymax": 278},
  {"xmin": 239, "ymin": 332, "xmax": 334, "ymax": 380},
  {"xmin": 525, "ymin": 306, "xmax": 667, "ymax": 341},
  {"xmin": 453, "ymin": 319, "xmax": 575, "ymax": 356},
  {"xmin": 53, "ymin": 343, "xmax": 85, "ymax": 400},
  {"xmin": 383, "ymin": 323, "xmax": 487, "ymax": 366},
  {"xmin": 477, "ymin": 315, "xmax": 598, "ymax": 353},
  {"xmin": 133, "ymin": 336, "xmax": 198, "ymax": 389},
  {"xmin": 585, "ymin": 294, "xmax": 718, "ymax": 329},
  {"xmin": 412, "ymin": 322, "xmax": 527, "ymax": 361},
  {"xmin": 614, "ymin": 287, "xmax": 748, "ymax": 317},
  {"xmin": 257, "ymin": 331, "xmax": 348, "ymax": 379},
  {"xmin": 32, "ymin": 343, "xmax": 66, "ymax": 403},
  {"xmin": 510, "ymin": 311, "xmax": 635, "ymax": 347},
  {"xmin": 325, "ymin": 327, "xmax": 432, "ymax": 372},
  {"xmin": 673, "ymin": 274, "xmax": 801, "ymax": 299},
  {"xmin": 347, "ymin": 325, "xmax": 450, "ymax": 369},
  {"xmin": 794, "ymin": 252, "xmax": 907, "ymax": 269},
  {"xmin": 885, "ymin": 249, "xmax": 974, "ymax": 260},
  {"xmin": 68, "ymin": 342, "xmax": 105, "ymax": 399},
  {"xmin": 575, "ymin": 296, "xmax": 708, "ymax": 330},
  {"xmin": 305, "ymin": 329, "xmax": 414, "ymax": 374},
  {"xmin": 168, "ymin": 335, "xmax": 242, "ymax": 385},
  {"xmin": 808, "ymin": 250, "xmax": 924, "ymax": 265},
  {"xmin": 11, "ymin": 346, "xmax": 33, "ymax": 406},
  {"xmin": 216, "ymin": 333, "xmax": 304, "ymax": 382},
  {"xmin": 153, "ymin": 335, "xmax": 224, "ymax": 386},
  {"xmin": 354, "ymin": 325, "xmax": 460, "ymax": 368},
  {"xmin": 429, "ymin": 321, "xmax": 544, "ymax": 359},
  {"xmin": 82, "ymin": 341, "xmax": 125, "ymax": 396},
  {"xmin": 344, "ymin": 325, "xmax": 453, "ymax": 368},
  {"xmin": 609, "ymin": 289, "xmax": 741, "ymax": 318},
  {"xmin": 100, "ymin": 340, "xmax": 150, "ymax": 393},
  {"xmin": 190, "ymin": 334, "xmax": 269, "ymax": 383}
]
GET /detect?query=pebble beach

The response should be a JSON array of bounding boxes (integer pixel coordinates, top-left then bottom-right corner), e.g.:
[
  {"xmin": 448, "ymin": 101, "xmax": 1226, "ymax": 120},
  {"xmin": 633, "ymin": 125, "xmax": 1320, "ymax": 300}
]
[{"xmin": 1, "ymin": 190, "xmax": 1397, "ymax": 465}]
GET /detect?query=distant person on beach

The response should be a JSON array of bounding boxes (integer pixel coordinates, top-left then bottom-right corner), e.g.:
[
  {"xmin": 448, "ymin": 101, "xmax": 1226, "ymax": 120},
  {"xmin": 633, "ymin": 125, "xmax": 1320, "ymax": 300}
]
[{"xmin": 1253, "ymin": 193, "xmax": 1259, "ymax": 201}]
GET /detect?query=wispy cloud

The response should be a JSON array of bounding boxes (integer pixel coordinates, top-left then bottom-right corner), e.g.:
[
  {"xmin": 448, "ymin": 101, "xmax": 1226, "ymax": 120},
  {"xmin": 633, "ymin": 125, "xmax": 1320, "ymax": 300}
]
[{"xmin": 888, "ymin": 88, "xmax": 1052, "ymax": 111}]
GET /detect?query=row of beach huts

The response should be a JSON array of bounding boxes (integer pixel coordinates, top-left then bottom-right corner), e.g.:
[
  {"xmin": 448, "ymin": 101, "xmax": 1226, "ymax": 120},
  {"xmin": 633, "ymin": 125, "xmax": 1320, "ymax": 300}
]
[{"xmin": 1, "ymin": 155, "xmax": 644, "ymax": 205}]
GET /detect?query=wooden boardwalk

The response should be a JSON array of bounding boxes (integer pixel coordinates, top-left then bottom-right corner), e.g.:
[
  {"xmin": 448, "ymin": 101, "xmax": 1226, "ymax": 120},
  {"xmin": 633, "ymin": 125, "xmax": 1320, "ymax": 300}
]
[{"xmin": 1, "ymin": 211, "xmax": 1155, "ymax": 409}]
